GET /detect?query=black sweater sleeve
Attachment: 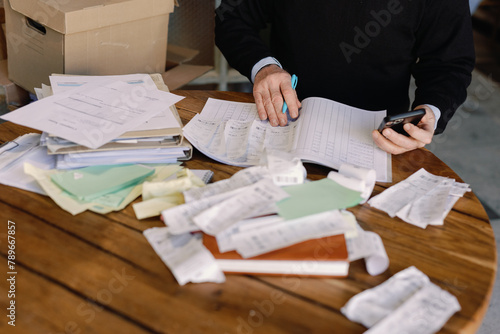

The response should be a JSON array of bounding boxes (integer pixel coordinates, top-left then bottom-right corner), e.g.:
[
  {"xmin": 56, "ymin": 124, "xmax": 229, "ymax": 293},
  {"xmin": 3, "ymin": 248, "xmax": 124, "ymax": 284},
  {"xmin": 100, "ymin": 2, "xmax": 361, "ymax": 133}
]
[
  {"xmin": 411, "ymin": 0, "xmax": 475, "ymax": 134},
  {"xmin": 215, "ymin": 0, "xmax": 475, "ymax": 134},
  {"xmin": 215, "ymin": 0, "xmax": 275, "ymax": 81}
]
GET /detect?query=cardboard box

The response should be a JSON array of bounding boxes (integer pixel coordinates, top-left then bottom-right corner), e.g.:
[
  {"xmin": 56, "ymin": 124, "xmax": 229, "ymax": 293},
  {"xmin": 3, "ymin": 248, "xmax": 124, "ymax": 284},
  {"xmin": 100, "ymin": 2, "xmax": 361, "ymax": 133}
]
[
  {"xmin": 0, "ymin": 59, "xmax": 29, "ymax": 109},
  {"xmin": 163, "ymin": 44, "xmax": 212, "ymax": 90},
  {"xmin": 4, "ymin": 0, "xmax": 176, "ymax": 93}
]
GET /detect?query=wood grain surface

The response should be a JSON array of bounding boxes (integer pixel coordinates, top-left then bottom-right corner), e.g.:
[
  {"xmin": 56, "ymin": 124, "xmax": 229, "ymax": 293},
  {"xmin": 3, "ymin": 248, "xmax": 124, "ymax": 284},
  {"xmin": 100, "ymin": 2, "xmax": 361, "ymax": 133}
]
[{"xmin": 0, "ymin": 90, "xmax": 496, "ymax": 334}]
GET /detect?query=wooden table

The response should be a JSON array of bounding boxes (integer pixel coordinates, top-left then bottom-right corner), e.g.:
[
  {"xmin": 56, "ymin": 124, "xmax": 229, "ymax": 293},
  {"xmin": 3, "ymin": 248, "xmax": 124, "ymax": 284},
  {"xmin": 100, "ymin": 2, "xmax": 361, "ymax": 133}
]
[{"xmin": 0, "ymin": 90, "xmax": 496, "ymax": 334}]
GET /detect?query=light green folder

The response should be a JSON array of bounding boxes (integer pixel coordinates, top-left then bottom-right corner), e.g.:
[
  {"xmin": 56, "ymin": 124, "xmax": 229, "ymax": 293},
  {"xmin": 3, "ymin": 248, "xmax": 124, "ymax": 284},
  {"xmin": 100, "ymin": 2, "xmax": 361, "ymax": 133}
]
[
  {"xmin": 276, "ymin": 178, "xmax": 363, "ymax": 220},
  {"xmin": 51, "ymin": 164, "xmax": 155, "ymax": 202}
]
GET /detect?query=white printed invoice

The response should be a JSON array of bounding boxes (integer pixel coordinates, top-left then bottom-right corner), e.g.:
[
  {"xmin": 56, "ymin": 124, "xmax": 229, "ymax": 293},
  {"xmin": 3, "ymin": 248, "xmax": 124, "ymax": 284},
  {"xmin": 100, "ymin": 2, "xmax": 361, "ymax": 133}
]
[
  {"xmin": 293, "ymin": 98, "xmax": 390, "ymax": 182},
  {"xmin": 1, "ymin": 79, "xmax": 184, "ymax": 149},
  {"xmin": 183, "ymin": 98, "xmax": 391, "ymax": 182},
  {"xmin": 49, "ymin": 74, "xmax": 182, "ymax": 133}
]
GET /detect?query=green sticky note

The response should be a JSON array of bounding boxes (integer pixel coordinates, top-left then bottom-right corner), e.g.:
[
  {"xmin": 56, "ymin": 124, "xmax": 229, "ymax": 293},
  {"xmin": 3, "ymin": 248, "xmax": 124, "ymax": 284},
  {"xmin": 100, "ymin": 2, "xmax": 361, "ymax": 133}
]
[
  {"xmin": 51, "ymin": 164, "xmax": 154, "ymax": 202},
  {"xmin": 276, "ymin": 178, "xmax": 363, "ymax": 220}
]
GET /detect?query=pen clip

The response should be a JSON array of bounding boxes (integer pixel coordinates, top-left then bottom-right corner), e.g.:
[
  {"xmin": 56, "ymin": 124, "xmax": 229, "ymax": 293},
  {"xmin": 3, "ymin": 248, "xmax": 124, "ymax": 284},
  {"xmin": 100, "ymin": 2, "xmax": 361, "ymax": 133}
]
[{"xmin": 282, "ymin": 74, "xmax": 298, "ymax": 114}]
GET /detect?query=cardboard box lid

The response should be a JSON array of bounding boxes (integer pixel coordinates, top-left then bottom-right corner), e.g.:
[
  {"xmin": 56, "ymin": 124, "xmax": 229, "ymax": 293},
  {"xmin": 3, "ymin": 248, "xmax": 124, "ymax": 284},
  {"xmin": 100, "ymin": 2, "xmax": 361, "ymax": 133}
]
[
  {"xmin": 8, "ymin": 0, "xmax": 177, "ymax": 34},
  {"xmin": 162, "ymin": 64, "xmax": 212, "ymax": 90}
]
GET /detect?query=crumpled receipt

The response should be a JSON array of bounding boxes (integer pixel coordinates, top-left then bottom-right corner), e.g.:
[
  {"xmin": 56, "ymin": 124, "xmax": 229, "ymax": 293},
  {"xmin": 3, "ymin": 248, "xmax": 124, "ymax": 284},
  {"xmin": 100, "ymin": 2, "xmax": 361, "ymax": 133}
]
[
  {"xmin": 368, "ymin": 169, "xmax": 470, "ymax": 228},
  {"xmin": 132, "ymin": 168, "xmax": 207, "ymax": 220},
  {"xmin": 328, "ymin": 164, "xmax": 376, "ymax": 204},
  {"xmin": 341, "ymin": 266, "xmax": 461, "ymax": 333},
  {"xmin": 344, "ymin": 216, "xmax": 389, "ymax": 276},
  {"xmin": 143, "ymin": 227, "xmax": 225, "ymax": 285}
]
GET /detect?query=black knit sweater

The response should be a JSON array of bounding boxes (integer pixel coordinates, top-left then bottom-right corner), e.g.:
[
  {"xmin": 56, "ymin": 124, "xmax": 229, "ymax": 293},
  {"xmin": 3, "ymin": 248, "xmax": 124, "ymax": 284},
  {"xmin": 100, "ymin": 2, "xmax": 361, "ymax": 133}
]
[{"xmin": 215, "ymin": 0, "xmax": 475, "ymax": 133}]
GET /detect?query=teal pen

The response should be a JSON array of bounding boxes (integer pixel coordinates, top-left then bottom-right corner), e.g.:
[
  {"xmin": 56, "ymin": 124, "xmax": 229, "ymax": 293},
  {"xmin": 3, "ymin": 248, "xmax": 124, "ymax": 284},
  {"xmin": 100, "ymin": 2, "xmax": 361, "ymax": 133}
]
[{"xmin": 282, "ymin": 74, "xmax": 298, "ymax": 113}]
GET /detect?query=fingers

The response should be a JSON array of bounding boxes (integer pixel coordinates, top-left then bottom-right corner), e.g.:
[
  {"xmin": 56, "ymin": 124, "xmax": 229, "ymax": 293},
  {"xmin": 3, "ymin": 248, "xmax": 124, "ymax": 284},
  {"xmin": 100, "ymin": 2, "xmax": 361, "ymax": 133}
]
[
  {"xmin": 372, "ymin": 129, "xmax": 425, "ymax": 155},
  {"xmin": 373, "ymin": 106, "xmax": 436, "ymax": 155},
  {"xmin": 253, "ymin": 65, "xmax": 300, "ymax": 127},
  {"xmin": 281, "ymin": 81, "xmax": 300, "ymax": 119}
]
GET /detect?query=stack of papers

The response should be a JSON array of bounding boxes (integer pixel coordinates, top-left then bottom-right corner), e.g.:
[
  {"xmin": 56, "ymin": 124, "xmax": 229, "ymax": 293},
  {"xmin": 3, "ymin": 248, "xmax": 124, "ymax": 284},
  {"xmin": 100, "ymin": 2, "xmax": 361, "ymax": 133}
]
[
  {"xmin": 368, "ymin": 169, "xmax": 471, "ymax": 228},
  {"xmin": 1, "ymin": 73, "xmax": 191, "ymax": 169}
]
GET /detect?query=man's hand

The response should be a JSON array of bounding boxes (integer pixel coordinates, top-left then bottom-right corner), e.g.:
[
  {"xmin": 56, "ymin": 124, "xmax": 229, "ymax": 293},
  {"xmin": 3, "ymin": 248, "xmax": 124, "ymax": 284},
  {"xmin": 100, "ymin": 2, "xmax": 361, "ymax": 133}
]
[
  {"xmin": 253, "ymin": 65, "xmax": 301, "ymax": 127},
  {"xmin": 372, "ymin": 105, "xmax": 436, "ymax": 155}
]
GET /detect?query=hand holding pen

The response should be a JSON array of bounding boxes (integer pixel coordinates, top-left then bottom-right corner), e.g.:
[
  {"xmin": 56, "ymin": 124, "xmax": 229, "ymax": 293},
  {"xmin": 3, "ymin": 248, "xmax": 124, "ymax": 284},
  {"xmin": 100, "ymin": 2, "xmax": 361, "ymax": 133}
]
[{"xmin": 253, "ymin": 65, "xmax": 301, "ymax": 127}]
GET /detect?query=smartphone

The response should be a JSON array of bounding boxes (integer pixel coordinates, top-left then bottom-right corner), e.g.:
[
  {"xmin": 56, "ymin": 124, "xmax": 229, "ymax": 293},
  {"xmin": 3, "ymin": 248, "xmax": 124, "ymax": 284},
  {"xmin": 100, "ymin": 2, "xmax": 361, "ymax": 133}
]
[{"xmin": 377, "ymin": 109, "xmax": 426, "ymax": 136}]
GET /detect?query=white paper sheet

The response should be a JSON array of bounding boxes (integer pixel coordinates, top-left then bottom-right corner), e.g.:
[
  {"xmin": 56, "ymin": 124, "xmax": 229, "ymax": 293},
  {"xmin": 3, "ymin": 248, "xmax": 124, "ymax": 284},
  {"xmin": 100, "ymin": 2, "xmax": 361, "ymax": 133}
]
[
  {"xmin": 183, "ymin": 98, "xmax": 391, "ymax": 182},
  {"xmin": 49, "ymin": 74, "xmax": 182, "ymax": 132},
  {"xmin": 0, "ymin": 134, "xmax": 56, "ymax": 195},
  {"xmin": 2, "ymin": 78, "xmax": 184, "ymax": 149}
]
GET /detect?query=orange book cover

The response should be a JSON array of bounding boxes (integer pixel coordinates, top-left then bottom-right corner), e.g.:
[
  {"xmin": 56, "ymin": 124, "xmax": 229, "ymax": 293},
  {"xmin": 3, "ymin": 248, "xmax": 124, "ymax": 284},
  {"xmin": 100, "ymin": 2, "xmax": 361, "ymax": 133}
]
[{"xmin": 203, "ymin": 233, "xmax": 349, "ymax": 277}]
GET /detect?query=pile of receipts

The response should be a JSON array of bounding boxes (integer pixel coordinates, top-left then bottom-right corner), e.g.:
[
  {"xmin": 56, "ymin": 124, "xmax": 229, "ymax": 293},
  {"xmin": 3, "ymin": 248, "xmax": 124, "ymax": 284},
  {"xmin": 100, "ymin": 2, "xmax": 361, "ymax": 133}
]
[
  {"xmin": 342, "ymin": 266, "xmax": 461, "ymax": 334},
  {"xmin": 368, "ymin": 169, "xmax": 471, "ymax": 228},
  {"xmin": 143, "ymin": 153, "xmax": 390, "ymax": 285}
]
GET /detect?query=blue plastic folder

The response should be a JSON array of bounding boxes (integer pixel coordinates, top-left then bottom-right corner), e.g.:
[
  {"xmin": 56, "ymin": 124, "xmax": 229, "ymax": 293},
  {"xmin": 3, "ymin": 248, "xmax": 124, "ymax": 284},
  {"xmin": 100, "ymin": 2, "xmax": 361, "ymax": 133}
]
[{"xmin": 51, "ymin": 164, "xmax": 154, "ymax": 202}]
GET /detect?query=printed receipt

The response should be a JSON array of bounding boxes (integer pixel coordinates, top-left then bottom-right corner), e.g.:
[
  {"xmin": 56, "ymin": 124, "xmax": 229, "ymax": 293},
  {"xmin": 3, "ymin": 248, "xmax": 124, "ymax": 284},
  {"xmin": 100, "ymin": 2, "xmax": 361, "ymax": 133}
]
[
  {"xmin": 342, "ymin": 266, "xmax": 460, "ymax": 333},
  {"xmin": 143, "ymin": 227, "xmax": 225, "ymax": 285},
  {"xmin": 227, "ymin": 210, "xmax": 355, "ymax": 259},
  {"xmin": 183, "ymin": 166, "xmax": 270, "ymax": 202},
  {"xmin": 368, "ymin": 169, "xmax": 470, "ymax": 228},
  {"xmin": 193, "ymin": 178, "xmax": 289, "ymax": 236},
  {"xmin": 345, "ymin": 224, "xmax": 389, "ymax": 276}
]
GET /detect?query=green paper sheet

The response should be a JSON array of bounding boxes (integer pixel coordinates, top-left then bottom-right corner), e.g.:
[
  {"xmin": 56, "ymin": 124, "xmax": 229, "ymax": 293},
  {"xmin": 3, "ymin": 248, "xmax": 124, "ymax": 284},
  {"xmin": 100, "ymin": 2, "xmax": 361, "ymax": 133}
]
[
  {"xmin": 277, "ymin": 178, "xmax": 363, "ymax": 220},
  {"xmin": 51, "ymin": 164, "xmax": 155, "ymax": 202}
]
